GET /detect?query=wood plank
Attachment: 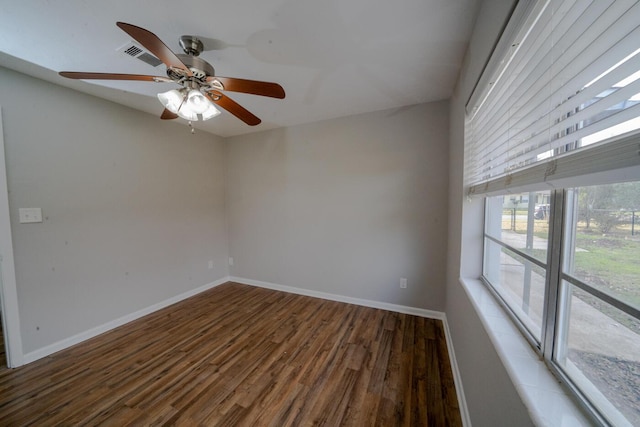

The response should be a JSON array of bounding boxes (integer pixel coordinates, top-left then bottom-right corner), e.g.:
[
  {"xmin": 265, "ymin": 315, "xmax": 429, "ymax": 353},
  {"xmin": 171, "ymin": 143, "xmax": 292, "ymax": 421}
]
[
  {"xmin": 0, "ymin": 282, "xmax": 462, "ymax": 426},
  {"xmin": 436, "ymin": 318, "xmax": 464, "ymax": 426}
]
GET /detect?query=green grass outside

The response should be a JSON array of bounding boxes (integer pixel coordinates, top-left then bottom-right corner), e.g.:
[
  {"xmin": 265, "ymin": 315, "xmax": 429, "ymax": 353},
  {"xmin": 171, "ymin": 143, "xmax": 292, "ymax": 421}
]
[{"xmin": 573, "ymin": 233, "xmax": 640, "ymax": 308}]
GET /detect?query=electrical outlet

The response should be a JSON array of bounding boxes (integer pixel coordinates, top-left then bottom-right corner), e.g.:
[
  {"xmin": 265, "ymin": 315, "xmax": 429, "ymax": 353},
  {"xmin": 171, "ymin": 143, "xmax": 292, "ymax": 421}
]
[
  {"xmin": 208, "ymin": 260, "xmax": 213, "ymax": 269},
  {"xmin": 400, "ymin": 278, "xmax": 407, "ymax": 289},
  {"xmin": 229, "ymin": 257, "xmax": 234, "ymax": 266}
]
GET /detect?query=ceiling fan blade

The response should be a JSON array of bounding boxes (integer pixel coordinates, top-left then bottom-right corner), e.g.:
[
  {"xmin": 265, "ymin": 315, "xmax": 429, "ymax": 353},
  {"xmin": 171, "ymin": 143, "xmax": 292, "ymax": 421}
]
[
  {"xmin": 116, "ymin": 22, "xmax": 192, "ymax": 76},
  {"xmin": 59, "ymin": 72, "xmax": 172, "ymax": 82},
  {"xmin": 207, "ymin": 77, "xmax": 285, "ymax": 99},
  {"xmin": 160, "ymin": 109, "xmax": 178, "ymax": 120},
  {"xmin": 206, "ymin": 91, "xmax": 261, "ymax": 126}
]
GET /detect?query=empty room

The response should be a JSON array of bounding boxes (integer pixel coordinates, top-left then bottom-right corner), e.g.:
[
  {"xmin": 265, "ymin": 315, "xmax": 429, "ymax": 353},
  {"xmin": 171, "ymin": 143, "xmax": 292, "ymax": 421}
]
[{"xmin": 0, "ymin": 0, "xmax": 639, "ymax": 426}]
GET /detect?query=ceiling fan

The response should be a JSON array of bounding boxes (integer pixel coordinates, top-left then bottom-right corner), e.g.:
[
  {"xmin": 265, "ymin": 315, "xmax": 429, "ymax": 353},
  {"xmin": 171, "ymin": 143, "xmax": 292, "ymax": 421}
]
[{"xmin": 59, "ymin": 22, "xmax": 285, "ymax": 126}]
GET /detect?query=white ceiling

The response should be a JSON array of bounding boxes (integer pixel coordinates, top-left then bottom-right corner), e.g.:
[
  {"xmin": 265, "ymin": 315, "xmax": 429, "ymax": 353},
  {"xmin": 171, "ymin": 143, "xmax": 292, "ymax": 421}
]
[{"xmin": 0, "ymin": 0, "xmax": 478, "ymax": 137}]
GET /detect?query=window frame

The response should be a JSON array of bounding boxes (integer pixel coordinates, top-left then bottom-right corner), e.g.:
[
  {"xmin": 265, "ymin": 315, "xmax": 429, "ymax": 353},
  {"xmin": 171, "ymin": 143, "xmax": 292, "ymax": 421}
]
[
  {"xmin": 481, "ymin": 185, "xmax": 640, "ymax": 426},
  {"xmin": 480, "ymin": 193, "xmax": 553, "ymax": 352}
]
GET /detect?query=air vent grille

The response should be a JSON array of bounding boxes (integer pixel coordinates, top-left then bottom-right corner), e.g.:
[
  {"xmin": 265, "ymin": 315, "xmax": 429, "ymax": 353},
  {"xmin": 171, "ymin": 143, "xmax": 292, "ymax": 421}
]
[
  {"xmin": 116, "ymin": 42, "xmax": 162, "ymax": 68},
  {"xmin": 124, "ymin": 45, "xmax": 143, "ymax": 57}
]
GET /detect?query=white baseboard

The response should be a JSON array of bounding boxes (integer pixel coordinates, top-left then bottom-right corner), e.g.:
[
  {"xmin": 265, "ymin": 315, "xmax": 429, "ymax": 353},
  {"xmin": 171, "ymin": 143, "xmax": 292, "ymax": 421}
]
[
  {"xmin": 22, "ymin": 277, "xmax": 230, "ymax": 364},
  {"xmin": 230, "ymin": 276, "xmax": 446, "ymax": 320}
]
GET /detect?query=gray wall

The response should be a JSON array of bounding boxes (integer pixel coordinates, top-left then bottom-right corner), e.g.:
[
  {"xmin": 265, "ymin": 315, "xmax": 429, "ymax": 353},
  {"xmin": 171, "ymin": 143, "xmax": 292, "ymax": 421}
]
[
  {"xmin": 446, "ymin": 0, "xmax": 534, "ymax": 426},
  {"xmin": 0, "ymin": 67, "xmax": 229, "ymax": 354},
  {"xmin": 227, "ymin": 102, "xmax": 450, "ymax": 310}
]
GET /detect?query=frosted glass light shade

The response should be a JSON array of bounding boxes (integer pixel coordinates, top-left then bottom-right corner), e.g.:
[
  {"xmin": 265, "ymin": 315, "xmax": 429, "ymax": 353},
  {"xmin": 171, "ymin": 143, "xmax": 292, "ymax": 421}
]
[
  {"xmin": 157, "ymin": 89, "xmax": 183, "ymax": 114},
  {"xmin": 201, "ymin": 102, "xmax": 221, "ymax": 120},
  {"xmin": 177, "ymin": 108, "xmax": 198, "ymax": 121},
  {"xmin": 186, "ymin": 90, "xmax": 210, "ymax": 114},
  {"xmin": 157, "ymin": 89, "xmax": 221, "ymax": 121}
]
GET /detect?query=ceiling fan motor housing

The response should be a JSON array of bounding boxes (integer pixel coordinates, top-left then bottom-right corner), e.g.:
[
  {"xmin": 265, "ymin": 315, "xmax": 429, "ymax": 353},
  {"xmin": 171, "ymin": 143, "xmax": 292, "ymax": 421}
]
[{"xmin": 168, "ymin": 54, "xmax": 215, "ymax": 81}]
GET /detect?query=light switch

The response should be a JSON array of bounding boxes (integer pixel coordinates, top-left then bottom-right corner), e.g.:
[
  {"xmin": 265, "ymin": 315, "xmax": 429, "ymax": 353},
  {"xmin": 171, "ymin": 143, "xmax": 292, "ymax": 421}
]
[{"xmin": 19, "ymin": 208, "xmax": 43, "ymax": 223}]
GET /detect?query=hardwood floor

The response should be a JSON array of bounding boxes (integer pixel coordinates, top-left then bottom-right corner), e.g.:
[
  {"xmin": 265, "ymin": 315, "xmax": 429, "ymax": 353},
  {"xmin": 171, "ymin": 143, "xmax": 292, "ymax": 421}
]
[{"xmin": 0, "ymin": 282, "xmax": 462, "ymax": 426}]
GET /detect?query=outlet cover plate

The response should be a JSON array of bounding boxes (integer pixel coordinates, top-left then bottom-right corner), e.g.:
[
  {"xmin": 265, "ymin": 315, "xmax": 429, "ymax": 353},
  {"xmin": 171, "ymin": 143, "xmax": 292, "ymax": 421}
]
[{"xmin": 19, "ymin": 208, "xmax": 43, "ymax": 223}]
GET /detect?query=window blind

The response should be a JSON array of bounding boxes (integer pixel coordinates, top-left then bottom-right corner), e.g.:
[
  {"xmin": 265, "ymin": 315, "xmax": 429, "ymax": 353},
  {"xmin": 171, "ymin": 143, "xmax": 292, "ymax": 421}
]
[{"xmin": 465, "ymin": 0, "xmax": 640, "ymax": 196}]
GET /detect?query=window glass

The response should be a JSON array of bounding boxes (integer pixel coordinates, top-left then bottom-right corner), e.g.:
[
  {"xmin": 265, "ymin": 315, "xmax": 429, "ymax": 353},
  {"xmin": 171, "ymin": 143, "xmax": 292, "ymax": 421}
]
[
  {"xmin": 557, "ymin": 180, "xmax": 640, "ymax": 426},
  {"xmin": 483, "ymin": 240, "xmax": 545, "ymax": 339},
  {"xmin": 555, "ymin": 282, "xmax": 640, "ymax": 426},
  {"xmin": 485, "ymin": 191, "xmax": 550, "ymax": 263},
  {"xmin": 564, "ymin": 182, "xmax": 640, "ymax": 310},
  {"xmin": 483, "ymin": 191, "xmax": 551, "ymax": 342}
]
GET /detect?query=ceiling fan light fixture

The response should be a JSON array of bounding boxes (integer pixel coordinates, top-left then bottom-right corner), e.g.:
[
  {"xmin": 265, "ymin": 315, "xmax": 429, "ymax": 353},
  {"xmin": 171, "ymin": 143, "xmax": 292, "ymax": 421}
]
[
  {"xmin": 158, "ymin": 88, "xmax": 220, "ymax": 121},
  {"xmin": 186, "ymin": 89, "xmax": 210, "ymax": 114},
  {"xmin": 177, "ymin": 108, "xmax": 199, "ymax": 122},
  {"xmin": 157, "ymin": 89, "xmax": 184, "ymax": 114},
  {"xmin": 201, "ymin": 102, "xmax": 221, "ymax": 120}
]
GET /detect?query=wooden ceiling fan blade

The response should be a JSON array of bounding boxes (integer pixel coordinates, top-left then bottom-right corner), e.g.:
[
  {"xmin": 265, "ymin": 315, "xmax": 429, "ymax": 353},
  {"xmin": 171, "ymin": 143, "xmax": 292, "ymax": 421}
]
[
  {"xmin": 160, "ymin": 109, "xmax": 178, "ymax": 120},
  {"xmin": 116, "ymin": 22, "xmax": 192, "ymax": 76},
  {"xmin": 208, "ymin": 77, "xmax": 285, "ymax": 99},
  {"xmin": 206, "ymin": 91, "xmax": 261, "ymax": 126},
  {"xmin": 59, "ymin": 72, "xmax": 172, "ymax": 82}
]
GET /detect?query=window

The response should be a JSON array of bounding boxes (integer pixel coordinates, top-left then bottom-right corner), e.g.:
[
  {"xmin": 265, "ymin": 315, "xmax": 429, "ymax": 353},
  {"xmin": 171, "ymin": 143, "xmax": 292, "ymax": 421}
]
[
  {"xmin": 483, "ymin": 183, "xmax": 640, "ymax": 426},
  {"xmin": 465, "ymin": 1, "xmax": 640, "ymax": 425},
  {"xmin": 484, "ymin": 191, "xmax": 550, "ymax": 342},
  {"xmin": 556, "ymin": 182, "xmax": 640, "ymax": 426}
]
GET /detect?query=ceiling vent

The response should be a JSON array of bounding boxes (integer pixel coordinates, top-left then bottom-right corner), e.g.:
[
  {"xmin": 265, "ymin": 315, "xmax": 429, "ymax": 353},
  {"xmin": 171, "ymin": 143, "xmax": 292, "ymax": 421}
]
[{"xmin": 116, "ymin": 41, "xmax": 163, "ymax": 67}]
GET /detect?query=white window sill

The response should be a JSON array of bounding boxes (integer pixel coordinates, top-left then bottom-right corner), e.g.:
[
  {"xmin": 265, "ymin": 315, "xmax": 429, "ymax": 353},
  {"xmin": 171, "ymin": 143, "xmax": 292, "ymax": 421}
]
[{"xmin": 460, "ymin": 278, "xmax": 593, "ymax": 427}]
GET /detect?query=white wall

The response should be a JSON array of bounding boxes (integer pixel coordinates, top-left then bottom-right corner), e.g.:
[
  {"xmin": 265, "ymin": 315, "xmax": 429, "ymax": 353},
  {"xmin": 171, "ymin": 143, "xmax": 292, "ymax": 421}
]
[
  {"xmin": 227, "ymin": 102, "xmax": 450, "ymax": 311},
  {"xmin": 0, "ymin": 67, "xmax": 228, "ymax": 355},
  {"xmin": 446, "ymin": 0, "xmax": 535, "ymax": 426}
]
